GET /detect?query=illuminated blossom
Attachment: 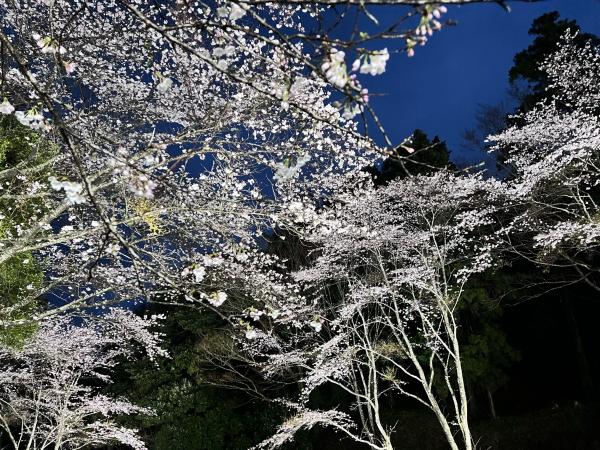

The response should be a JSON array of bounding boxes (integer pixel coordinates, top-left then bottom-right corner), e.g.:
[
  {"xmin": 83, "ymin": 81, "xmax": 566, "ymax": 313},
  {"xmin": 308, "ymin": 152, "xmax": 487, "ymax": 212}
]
[
  {"xmin": 321, "ymin": 49, "xmax": 348, "ymax": 88},
  {"xmin": 359, "ymin": 48, "xmax": 389, "ymax": 75},
  {"xmin": 48, "ymin": 176, "xmax": 86, "ymax": 205},
  {"xmin": 0, "ymin": 99, "xmax": 14, "ymax": 115},
  {"xmin": 208, "ymin": 291, "xmax": 227, "ymax": 307}
]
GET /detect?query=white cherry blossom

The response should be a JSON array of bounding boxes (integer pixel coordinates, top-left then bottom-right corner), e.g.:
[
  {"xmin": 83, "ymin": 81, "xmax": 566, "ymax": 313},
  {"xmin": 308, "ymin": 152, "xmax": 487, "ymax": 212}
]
[{"xmin": 0, "ymin": 98, "xmax": 14, "ymax": 114}]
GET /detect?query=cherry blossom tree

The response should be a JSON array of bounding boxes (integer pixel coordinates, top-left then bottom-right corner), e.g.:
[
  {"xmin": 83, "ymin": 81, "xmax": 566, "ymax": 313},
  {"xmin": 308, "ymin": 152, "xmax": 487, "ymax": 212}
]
[
  {"xmin": 0, "ymin": 310, "xmax": 166, "ymax": 450},
  {"xmin": 491, "ymin": 31, "xmax": 600, "ymax": 290},
  {"xmin": 244, "ymin": 170, "xmax": 506, "ymax": 450}
]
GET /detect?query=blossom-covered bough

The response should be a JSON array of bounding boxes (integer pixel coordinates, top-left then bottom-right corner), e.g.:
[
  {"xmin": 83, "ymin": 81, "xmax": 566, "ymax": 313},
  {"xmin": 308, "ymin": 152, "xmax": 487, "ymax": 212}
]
[{"xmin": 0, "ymin": 0, "xmax": 365, "ymax": 326}]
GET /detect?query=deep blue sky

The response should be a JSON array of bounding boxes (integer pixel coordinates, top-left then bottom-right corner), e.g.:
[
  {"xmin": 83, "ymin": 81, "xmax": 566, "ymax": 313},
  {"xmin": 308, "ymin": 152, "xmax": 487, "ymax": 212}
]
[{"xmin": 367, "ymin": 0, "xmax": 600, "ymax": 165}]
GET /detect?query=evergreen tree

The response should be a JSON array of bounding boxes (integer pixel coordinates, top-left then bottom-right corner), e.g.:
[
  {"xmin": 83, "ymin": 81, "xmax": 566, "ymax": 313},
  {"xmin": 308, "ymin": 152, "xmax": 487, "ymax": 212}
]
[{"xmin": 369, "ymin": 129, "xmax": 454, "ymax": 185}]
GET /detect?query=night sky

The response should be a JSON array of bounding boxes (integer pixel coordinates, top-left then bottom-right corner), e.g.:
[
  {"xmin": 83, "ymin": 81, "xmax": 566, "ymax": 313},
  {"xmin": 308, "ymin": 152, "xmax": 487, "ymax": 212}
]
[{"xmin": 368, "ymin": 0, "xmax": 600, "ymax": 166}]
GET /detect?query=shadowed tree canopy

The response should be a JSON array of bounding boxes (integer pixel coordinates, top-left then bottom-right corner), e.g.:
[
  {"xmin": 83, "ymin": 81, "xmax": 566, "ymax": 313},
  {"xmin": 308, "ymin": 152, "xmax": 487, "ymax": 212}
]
[
  {"xmin": 107, "ymin": 303, "xmax": 291, "ymax": 450},
  {"xmin": 369, "ymin": 129, "xmax": 454, "ymax": 185}
]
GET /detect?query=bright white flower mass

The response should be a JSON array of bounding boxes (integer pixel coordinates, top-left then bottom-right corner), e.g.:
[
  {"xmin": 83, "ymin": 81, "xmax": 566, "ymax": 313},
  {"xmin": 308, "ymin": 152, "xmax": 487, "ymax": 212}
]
[
  {"xmin": 0, "ymin": 98, "xmax": 14, "ymax": 114},
  {"xmin": 14, "ymin": 110, "xmax": 44, "ymax": 129},
  {"xmin": 64, "ymin": 61, "xmax": 76, "ymax": 74},
  {"xmin": 229, "ymin": 3, "xmax": 246, "ymax": 20},
  {"xmin": 274, "ymin": 154, "xmax": 311, "ymax": 182},
  {"xmin": 106, "ymin": 243, "xmax": 121, "ymax": 256},
  {"xmin": 321, "ymin": 49, "xmax": 348, "ymax": 88},
  {"xmin": 359, "ymin": 48, "xmax": 390, "ymax": 76},
  {"xmin": 156, "ymin": 76, "xmax": 173, "ymax": 93},
  {"xmin": 192, "ymin": 266, "xmax": 206, "ymax": 283},
  {"xmin": 309, "ymin": 319, "xmax": 322, "ymax": 333},
  {"xmin": 48, "ymin": 176, "xmax": 86, "ymax": 205},
  {"xmin": 216, "ymin": 3, "xmax": 246, "ymax": 21},
  {"xmin": 208, "ymin": 291, "xmax": 227, "ymax": 307}
]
